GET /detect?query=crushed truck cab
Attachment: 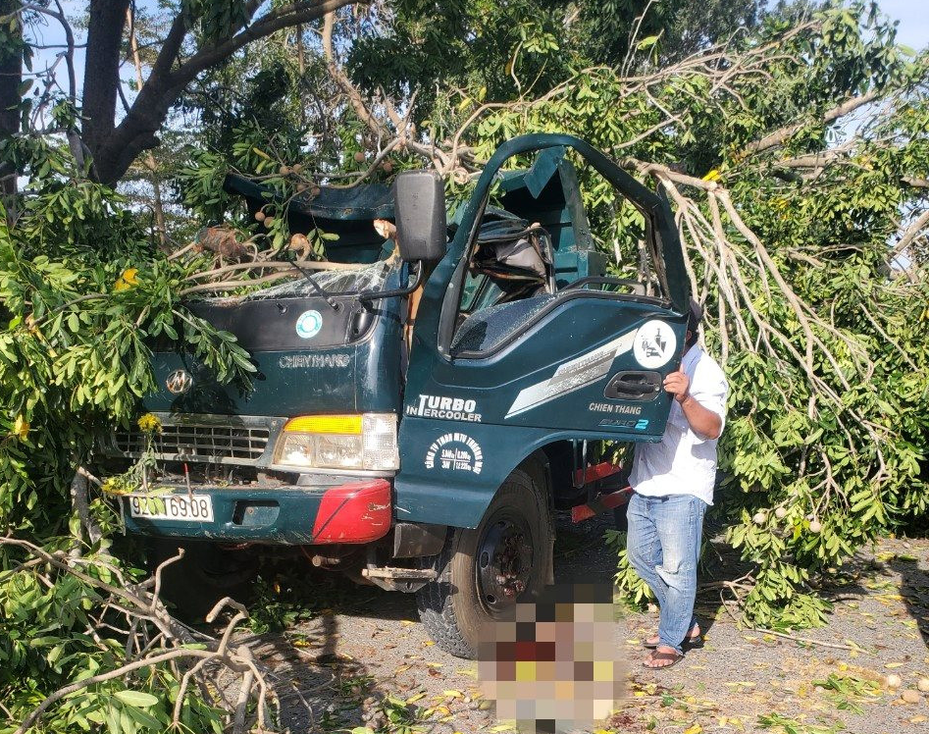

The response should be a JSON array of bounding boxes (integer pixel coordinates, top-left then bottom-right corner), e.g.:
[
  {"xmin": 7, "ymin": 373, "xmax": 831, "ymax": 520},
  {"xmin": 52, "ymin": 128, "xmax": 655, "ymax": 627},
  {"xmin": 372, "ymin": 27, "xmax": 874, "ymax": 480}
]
[{"xmin": 103, "ymin": 134, "xmax": 689, "ymax": 658}]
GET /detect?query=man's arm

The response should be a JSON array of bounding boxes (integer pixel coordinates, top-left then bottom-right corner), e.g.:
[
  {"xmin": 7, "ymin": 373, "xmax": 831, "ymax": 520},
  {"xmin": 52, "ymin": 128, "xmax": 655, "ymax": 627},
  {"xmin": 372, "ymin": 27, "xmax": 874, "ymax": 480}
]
[{"xmin": 663, "ymin": 371, "xmax": 723, "ymax": 440}]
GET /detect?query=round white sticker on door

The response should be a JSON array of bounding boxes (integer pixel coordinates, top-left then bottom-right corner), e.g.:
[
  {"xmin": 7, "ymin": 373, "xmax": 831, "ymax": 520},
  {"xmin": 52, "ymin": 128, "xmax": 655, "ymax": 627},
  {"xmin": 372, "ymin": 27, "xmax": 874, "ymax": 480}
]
[
  {"xmin": 295, "ymin": 309, "xmax": 323, "ymax": 339},
  {"xmin": 633, "ymin": 320, "xmax": 677, "ymax": 369}
]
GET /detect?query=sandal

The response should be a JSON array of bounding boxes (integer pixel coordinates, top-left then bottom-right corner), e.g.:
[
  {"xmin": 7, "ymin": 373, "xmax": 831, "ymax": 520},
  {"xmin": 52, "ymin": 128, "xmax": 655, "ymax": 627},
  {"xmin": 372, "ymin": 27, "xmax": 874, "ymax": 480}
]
[
  {"xmin": 643, "ymin": 648, "xmax": 683, "ymax": 669},
  {"xmin": 643, "ymin": 629, "xmax": 703, "ymax": 650}
]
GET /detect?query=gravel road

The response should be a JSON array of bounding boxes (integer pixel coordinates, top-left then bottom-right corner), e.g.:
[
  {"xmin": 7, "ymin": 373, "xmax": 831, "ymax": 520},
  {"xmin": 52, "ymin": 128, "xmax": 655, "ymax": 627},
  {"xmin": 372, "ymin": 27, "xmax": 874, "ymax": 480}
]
[{"xmin": 248, "ymin": 514, "xmax": 928, "ymax": 734}]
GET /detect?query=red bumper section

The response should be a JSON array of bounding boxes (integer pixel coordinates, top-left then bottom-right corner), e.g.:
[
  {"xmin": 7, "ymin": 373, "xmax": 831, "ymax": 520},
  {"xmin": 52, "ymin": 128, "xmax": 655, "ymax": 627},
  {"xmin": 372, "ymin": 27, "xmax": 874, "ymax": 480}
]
[{"xmin": 311, "ymin": 479, "xmax": 393, "ymax": 544}]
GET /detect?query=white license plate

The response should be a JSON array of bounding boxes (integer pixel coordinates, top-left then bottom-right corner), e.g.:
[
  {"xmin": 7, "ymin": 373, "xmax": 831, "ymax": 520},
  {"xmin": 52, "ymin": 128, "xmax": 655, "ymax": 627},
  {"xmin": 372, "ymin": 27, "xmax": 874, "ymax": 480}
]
[{"xmin": 128, "ymin": 494, "xmax": 214, "ymax": 522}]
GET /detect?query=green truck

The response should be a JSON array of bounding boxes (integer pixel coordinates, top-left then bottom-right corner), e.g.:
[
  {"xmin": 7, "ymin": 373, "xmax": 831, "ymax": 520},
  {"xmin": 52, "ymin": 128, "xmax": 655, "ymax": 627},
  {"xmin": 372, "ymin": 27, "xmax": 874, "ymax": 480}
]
[{"xmin": 103, "ymin": 134, "xmax": 690, "ymax": 658}]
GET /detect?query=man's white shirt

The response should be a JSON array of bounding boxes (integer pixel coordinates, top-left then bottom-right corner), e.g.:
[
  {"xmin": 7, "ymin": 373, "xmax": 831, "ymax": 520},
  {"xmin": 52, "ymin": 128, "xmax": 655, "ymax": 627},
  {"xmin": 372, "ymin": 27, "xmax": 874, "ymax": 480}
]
[{"xmin": 629, "ymin": 344, "xmax": 728, "ymax": 506}]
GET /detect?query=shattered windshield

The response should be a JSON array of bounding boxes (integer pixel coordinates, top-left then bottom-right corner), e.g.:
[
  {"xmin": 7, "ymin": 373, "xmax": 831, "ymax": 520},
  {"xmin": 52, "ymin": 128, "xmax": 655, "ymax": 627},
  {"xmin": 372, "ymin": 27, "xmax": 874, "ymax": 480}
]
[{"xmin": 244, "ymin": 260, "xmax": 394, "ymax": 301}]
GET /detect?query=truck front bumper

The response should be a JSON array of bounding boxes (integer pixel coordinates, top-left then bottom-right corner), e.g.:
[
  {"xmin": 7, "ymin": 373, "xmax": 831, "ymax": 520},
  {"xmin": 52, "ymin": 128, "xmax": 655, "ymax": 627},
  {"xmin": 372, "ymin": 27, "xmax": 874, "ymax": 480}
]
[{"xmin": 120, "ymin": 478, "xmax": 392, "ymax": 545}]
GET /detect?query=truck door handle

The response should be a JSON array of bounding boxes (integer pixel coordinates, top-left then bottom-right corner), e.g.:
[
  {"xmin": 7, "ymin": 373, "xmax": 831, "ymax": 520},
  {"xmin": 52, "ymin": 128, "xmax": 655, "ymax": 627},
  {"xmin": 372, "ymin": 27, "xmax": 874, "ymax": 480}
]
[{"xmin": 604, "ymin": 371, "xmax": 662, "ymax": 401}]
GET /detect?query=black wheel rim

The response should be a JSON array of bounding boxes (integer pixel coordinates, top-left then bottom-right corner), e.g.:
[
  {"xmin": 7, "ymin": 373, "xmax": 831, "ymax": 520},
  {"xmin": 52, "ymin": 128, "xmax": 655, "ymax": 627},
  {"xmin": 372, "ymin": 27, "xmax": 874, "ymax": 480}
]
[{"xmin": 476, "ymin": 510, "xmax": 534, "ymax": 614}]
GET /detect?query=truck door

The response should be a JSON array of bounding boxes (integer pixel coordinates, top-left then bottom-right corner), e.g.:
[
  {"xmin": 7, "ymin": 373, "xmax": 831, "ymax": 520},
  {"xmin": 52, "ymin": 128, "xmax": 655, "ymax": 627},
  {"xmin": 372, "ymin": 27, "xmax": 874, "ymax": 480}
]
[
  {"xmin": 395, "ymin": 134, "xmax": 691, "ymax": 527},
  {"xmin": 405, "ymin": 136, "xmax": 689, "ymax": 437},
  {"xmin": 421, "ymin": 283, "xmax": 687, "ymax": 438}
]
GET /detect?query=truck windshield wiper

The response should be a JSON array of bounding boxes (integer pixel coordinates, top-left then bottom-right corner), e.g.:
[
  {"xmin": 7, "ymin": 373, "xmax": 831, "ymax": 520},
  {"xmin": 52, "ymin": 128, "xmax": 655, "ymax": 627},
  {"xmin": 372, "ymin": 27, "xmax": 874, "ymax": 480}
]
[{"xmin": 286, "ymin": 256, "xmax": 339, "ymax": 311}]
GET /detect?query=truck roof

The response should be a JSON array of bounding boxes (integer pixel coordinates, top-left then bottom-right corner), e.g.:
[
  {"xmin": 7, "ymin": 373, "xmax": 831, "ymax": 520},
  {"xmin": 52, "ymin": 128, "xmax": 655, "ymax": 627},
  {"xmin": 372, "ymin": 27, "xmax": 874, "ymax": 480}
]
[
  {"xmin": 224, "ymin": 174, "xmax": 395, "ymax": 221},
  {"xmin": 222, "ymin": 145, "xmax": 596, "ymax": 265}
]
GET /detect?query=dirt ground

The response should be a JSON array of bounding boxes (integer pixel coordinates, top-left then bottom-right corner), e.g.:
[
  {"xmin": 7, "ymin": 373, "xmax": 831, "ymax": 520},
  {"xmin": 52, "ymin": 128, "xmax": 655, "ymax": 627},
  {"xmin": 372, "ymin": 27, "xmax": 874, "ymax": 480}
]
[{"xmin": 245, "ymin": 514, "xmax": 929, "ymax": 734}]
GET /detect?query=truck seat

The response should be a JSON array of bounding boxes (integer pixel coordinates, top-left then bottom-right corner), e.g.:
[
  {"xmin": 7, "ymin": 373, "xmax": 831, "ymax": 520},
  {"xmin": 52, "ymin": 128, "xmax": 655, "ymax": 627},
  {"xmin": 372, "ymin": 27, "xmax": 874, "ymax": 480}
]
[{"xmin": 450, "ymin": 295, "xmax": 555, "ymax": 356}]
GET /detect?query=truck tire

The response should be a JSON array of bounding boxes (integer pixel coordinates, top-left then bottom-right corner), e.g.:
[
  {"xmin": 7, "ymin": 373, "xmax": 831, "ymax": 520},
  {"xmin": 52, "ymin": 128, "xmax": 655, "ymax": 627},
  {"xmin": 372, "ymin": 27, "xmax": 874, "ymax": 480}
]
[
  {"xmin": 416, "ymin": 468, "xmax": 552, "ymax": 658},
  {"xmin": 146, "ymin": 539, "xmax": 257, "ymax": 622}
]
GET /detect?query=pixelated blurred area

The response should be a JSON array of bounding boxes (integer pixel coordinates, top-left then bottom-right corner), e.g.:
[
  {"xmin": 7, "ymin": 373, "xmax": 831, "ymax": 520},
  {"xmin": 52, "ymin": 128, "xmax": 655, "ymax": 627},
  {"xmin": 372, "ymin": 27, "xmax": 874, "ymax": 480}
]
[{"xmin": 477, "ymin": 583, "xmax": 626, "ymax": 734}]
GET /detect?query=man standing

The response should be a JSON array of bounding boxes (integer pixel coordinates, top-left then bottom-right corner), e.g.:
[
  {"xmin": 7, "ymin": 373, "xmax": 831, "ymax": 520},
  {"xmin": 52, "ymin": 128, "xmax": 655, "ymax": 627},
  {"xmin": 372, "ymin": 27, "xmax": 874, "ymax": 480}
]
[{"xmin": 627, "ymin": 300, "xmax": 728, "ymax": 670}]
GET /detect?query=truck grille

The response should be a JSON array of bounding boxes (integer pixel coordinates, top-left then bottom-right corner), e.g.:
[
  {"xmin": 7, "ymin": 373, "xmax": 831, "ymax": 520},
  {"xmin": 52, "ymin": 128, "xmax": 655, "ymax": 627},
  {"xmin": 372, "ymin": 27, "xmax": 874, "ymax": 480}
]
[{"xmin": 114, "ymin": 423, "xmax": 271, "ymax": 464}]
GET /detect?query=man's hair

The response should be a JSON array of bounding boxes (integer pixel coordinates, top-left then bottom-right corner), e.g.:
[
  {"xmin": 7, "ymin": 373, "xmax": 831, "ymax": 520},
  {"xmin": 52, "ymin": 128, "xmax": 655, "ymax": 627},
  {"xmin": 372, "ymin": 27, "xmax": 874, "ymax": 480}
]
[{"xmin": 686, "ymin": 298, "xmax": 703, "ymax": 346}]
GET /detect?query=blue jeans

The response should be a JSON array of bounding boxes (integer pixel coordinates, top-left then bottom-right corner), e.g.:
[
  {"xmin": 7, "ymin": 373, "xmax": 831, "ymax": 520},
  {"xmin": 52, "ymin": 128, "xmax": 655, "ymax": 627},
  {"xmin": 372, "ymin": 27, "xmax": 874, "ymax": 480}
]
[{"xmin": 626, "ymin": 492, "xmax": 706, "ymax": 654}]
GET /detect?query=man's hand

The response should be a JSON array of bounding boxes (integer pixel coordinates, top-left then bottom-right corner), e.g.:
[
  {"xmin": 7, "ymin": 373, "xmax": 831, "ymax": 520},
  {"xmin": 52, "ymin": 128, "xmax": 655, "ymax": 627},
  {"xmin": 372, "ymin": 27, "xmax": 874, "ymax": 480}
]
[
  {"xmin": 663, "ymin": 371, "xmax": 690, "ymax": 404},
  {"xmin": 664, "ymin": 370, "xmax": 722, "ymax": 440}
]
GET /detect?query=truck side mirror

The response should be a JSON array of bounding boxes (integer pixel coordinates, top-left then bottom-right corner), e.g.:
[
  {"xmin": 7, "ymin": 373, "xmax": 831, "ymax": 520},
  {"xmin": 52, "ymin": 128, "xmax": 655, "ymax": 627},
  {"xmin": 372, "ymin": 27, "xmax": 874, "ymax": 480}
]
[{"xmin": 393, "ymin": 170, "xmax": 447, "ymax": 263}]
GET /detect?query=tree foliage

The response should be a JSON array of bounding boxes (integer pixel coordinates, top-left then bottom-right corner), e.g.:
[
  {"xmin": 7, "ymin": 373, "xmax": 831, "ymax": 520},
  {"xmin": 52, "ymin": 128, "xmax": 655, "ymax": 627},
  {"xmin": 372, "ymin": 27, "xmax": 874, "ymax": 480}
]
[
  {"xmin": 347, "ymin": 0, "xmax": 763, "ymax": 121},
  {"xmin": 443, "ymin": 4, "xmax": 927, "ymax": 627},
  {"xmin": 0, "ymin": 109, "xmax": 266, "ymax": 730}
]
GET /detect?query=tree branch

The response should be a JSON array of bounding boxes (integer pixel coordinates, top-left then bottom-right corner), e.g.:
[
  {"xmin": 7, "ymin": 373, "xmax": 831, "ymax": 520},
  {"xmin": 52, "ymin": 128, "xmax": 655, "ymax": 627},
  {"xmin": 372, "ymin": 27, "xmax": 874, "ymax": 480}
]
[
  {"xmin": 738, "ymin": 89, "xmax": 880, "ymax": 158},
  {"xmin": 90, "ymin": 0, "xmax": 360, "ymax": 184},
  {"xmin": 321, "ymin": 6, "xmax": 384, "ymax": 138}
]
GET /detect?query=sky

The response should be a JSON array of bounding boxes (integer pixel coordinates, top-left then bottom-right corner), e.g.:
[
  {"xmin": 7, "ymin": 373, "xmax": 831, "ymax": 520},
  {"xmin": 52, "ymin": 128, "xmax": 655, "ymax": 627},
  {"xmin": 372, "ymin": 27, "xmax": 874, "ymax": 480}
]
[{"xmin": 877, "ymin": 0, "xmax": 930, "ymax": 51}]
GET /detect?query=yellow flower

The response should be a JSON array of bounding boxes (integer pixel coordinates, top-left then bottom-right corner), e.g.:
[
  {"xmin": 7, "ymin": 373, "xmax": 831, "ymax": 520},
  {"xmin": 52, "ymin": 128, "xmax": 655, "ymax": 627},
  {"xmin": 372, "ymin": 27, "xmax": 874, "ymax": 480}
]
[
  {"xmin": 137, "ymin": 413, "xmax": 162, "ymax": 434},
  {"xmin": 13, "ymin": 414, "xmax": 29, "ymax": 440},
  {"xmin": 114, "ymin": 268, "xmax": 139, "ymax": 291},
  {"xmin": 101, "ymin": 477, "xmax": 128, "ymax": 495},
  {"xmin": 702, "ymin": 169, "xmax": 721, "ymax": 182}
]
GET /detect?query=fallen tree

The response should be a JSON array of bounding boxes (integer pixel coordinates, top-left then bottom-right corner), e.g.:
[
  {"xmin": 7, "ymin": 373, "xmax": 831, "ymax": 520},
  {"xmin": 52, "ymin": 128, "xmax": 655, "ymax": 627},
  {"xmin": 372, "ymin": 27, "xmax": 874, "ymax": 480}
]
[{"xmin": 1, "ymin": 534, "xmax": 300, "ymax": 734}]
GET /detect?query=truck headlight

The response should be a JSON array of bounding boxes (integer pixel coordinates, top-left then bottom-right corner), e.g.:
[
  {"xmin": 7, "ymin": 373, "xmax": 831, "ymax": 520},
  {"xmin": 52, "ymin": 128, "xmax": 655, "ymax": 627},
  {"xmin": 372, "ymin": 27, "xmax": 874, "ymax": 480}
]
[{"xmin": 274, "ymin": 414, "xmax": 399, "ymax": 471}]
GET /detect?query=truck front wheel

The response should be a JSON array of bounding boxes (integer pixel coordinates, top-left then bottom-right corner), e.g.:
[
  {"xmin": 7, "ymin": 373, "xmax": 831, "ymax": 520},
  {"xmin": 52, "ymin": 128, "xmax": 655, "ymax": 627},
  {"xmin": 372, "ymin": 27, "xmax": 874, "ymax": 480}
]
[{"xmin": 416, "ymin": 468, "xmax": 552, "ymax": 658}]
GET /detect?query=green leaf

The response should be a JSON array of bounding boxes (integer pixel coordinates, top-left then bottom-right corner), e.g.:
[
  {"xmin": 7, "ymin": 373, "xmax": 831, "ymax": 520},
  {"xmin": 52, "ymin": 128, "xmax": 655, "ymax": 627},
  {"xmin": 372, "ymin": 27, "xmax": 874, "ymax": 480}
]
[
  {"xmin": 123, "ymin": 704, "xmax": 163, "ymax": 729},
  {"xmin": 113, "ymin": 690, "xmax": 160, "ymax": 708}
]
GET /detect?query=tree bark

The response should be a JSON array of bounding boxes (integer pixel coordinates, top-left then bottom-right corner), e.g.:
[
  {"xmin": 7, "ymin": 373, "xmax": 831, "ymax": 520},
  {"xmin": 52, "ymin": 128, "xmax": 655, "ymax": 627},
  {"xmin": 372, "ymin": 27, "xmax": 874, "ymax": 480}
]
[
  {"xmin": 83, "ymin": 0, "xmax": 131, "ymax": 168},
  {"xmin": 0, "ymin": 0, "xmax": 22, "ymax": 211}
]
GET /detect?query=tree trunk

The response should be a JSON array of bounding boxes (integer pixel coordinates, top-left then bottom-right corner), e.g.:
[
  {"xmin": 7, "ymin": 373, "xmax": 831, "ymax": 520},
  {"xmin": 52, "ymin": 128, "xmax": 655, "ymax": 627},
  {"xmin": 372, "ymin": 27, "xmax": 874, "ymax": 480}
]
[
  {"xmin": 0, "ymin": 0, "xmax": 22, "ymax": 214},
  {"xmin": 87, "ymin": 0, "xmax": 356, "ymax": 185},
  {"xmin": 83, "ymin": 0, "xmax": 130, "ymax": 176}
]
